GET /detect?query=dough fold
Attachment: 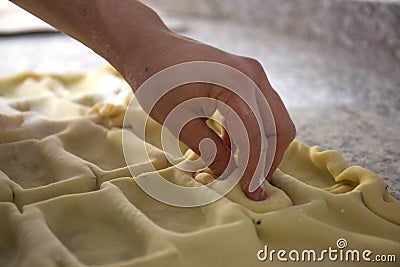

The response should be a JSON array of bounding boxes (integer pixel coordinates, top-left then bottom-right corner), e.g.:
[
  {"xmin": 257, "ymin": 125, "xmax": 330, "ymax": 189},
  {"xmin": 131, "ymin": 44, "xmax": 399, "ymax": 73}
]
[{"xmin": 0, "ymin": 67, "xmax": 398, "ymax": 267}]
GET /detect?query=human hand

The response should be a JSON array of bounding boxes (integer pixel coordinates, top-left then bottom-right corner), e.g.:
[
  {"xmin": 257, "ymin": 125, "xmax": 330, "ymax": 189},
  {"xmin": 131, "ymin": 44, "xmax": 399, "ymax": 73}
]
[
  {"xmin": 120, "ymin": 30, "xmax": 296, "ymax": 201},
  {"xmin": 9, "ymin": 0, "xmax": 294, "ymax": 200}
]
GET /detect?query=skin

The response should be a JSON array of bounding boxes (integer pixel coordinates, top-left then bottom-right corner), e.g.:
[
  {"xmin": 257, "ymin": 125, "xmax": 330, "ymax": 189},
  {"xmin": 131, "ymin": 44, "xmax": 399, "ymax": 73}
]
[{"xmin": 10, "ymin": 0, "xmax": 296, "ymax": 200}]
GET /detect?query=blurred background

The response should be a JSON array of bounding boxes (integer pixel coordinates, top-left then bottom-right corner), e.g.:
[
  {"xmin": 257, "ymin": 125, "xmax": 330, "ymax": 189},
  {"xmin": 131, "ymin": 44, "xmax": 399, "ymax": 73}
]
[{"xmin": 0, "ymin": 0, "xmax": 399, "ymax": 200}]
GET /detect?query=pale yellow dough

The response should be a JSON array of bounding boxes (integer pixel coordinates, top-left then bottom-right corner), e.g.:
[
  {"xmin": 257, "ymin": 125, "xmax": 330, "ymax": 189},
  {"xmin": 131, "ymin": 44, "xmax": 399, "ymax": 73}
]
[{"xmin": 0, "ymin": 67, "xmax": 399, "ymax": 267}]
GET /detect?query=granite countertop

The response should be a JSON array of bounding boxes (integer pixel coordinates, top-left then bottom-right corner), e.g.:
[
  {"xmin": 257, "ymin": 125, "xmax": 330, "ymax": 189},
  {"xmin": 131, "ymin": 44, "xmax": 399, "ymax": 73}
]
[
  {"xmin": 0, "ymin": 2, "xmax": 399, "ymax": 200},
  {"xmin": 172, "ymin": 15, "xmax": 400, "ymax": 201}
]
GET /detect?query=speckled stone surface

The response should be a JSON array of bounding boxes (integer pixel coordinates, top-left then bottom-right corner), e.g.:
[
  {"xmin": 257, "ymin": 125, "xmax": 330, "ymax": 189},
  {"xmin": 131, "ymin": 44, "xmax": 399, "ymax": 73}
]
[
  {"xmin": 171, "ymin": 16, "xmax": 400, "ymax": 201},
  {"xmin": 0, "ymin": 3, "xmax": 399, "ymax": 200},
  {"xmin": 144, "ymin": 0, "xmax": 400, "ymax": 60}
]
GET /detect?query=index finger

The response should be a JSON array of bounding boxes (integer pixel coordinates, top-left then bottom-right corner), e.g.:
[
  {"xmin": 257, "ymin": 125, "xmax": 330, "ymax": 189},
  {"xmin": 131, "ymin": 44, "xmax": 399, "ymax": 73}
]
[{"xmin": 217, "ymin": 88, "xmax": 272, "ymax": 200}]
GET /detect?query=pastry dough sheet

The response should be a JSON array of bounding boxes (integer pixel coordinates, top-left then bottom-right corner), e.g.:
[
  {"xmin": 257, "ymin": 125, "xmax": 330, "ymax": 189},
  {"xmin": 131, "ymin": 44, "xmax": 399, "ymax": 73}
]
[{"xmin": 0, "ymin": 67, "xmax": 399, "ymax": 267}]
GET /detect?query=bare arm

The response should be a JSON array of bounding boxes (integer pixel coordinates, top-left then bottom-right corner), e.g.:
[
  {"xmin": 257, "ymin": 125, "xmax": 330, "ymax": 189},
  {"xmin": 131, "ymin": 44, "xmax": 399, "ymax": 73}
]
[
  {"xmin": 10, "ymin": 0, "xmax": 169, "ymax": 82},
  {"xmin": 11, "ymin": 0, "xmax": 296, "ymax": 201}
]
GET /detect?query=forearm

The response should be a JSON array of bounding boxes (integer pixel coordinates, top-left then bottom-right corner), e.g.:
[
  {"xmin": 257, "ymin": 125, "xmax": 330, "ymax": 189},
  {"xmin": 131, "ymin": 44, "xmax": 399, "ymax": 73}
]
[
  {"xmin": 10, "ymin": 1, "xmax": 296, "ymax": 201},
  {"xmin": 10, "ymin": 0, "xmax": 170, "ymax": 87}
]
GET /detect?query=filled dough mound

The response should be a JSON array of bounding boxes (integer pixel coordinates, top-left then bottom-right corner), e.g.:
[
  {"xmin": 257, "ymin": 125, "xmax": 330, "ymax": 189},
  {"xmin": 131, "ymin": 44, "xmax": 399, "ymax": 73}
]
[{"xmin": 0, "ymin": 67, "xmax": 399, "ymax": 267}]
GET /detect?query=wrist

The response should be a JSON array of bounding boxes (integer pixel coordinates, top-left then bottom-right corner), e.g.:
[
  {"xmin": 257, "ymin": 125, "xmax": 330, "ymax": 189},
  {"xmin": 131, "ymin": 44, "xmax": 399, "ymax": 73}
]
[{"xmin": 116, "ymin": 27, "xmax": 186, "ymax": 90}]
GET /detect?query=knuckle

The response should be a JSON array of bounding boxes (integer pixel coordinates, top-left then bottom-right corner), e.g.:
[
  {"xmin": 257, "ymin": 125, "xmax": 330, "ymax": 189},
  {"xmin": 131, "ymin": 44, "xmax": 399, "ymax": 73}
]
[
  {"xmin": 243, "ymin": 56, "xmax": 263, "ymax": 70},
  {"xmin": 241, "ymin": 57, "xmax": 266, "ymax": 85},
  {"xmin": 284, "ymin": 119, "xmax": 296, "ymax": 143}
]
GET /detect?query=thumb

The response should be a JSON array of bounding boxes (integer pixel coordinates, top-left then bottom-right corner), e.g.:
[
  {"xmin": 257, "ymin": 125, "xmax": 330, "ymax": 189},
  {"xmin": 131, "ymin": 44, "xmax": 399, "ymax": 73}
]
[{"xmin": 178, "ymin": 118, "xmax": 235, "ymax": 179}]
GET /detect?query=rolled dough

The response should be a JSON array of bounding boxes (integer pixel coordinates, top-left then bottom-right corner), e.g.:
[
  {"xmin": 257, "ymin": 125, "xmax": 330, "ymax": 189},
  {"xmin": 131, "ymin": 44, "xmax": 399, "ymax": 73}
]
[{"xmin": 0, "ymin": 67, "xmax": 398, "ymax": 266}]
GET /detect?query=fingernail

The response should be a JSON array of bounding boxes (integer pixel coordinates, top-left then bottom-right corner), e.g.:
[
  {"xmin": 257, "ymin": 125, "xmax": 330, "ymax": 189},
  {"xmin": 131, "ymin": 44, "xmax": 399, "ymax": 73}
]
[
  {"xmin": 243, "ymin": 183, "xmax": 266, "ymax": 201},
  {"xmin": 256, "ymin": 184, "xmax": 266, "ymax": 201}
]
